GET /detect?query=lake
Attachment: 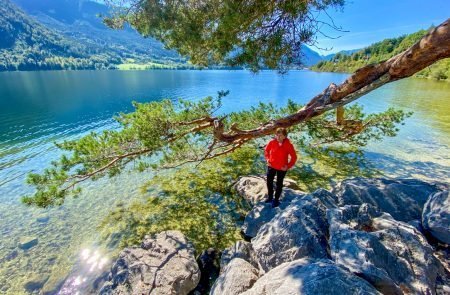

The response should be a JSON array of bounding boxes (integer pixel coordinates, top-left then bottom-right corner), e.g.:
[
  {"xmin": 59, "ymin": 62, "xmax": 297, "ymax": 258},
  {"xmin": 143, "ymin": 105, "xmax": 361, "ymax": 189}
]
[{"xmin": 0, "ymin": 70, "xmax": 449, "ymax": 294}]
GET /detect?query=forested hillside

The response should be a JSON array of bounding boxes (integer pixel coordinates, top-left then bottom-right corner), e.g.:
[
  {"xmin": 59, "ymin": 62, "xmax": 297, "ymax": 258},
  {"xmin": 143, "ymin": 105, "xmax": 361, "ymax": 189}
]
[
  {"xmin": 312, "ymin": 29, "xmax": 450, "ymax": 81},
  {"xmin": 11, "ymin": 0, "xmax": 186, "ymax": 66},
  {"xmin": 0, "ymin": 0, "xmax": 122, "ymax": 70}
]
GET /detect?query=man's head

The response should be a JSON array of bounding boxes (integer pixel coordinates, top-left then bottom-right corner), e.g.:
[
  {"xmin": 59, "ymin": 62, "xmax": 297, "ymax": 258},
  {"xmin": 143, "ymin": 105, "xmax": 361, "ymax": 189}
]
[{"xmin": 275, "ymin": 128, "xmax": 287, "ymax": 142}]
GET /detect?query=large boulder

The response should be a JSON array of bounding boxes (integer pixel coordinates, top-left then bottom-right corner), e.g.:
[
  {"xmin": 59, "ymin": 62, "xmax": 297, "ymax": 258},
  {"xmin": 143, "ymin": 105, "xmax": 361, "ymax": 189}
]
[
  {"xmin": 241, "ymin": 258, "xmax": 381, "ymax": 295},
  {"xmin": 233, "ymin": 175, "xmax": 301, "ymax": 205},
  {"xmin": 241, "ymin": 188, "xmax": 304, "ymax": 238},
  {"xmin": 331, "ymin": 178, "xmax": 446, "ymax": 222},
  {"xmin": 328, "ymin": 204, "xmax": 444, "ymax": 295},
  {"xmin": 220, "ymin": 241, "xmax": 260, "ymax": 271},
  {"xmin": 210, "ymin": 258, "xmax": 260, "ymax": 295},
  {"xmin": 99, "ymin": 231, "xmax": 200, "ymax": 295},
  {"xmin": 422, "ymin": 190, "xmax": 450, "ymax": 244},
  {"xmin": 251, "ymin": 195, "xmax": 329, "ymax": 272}
]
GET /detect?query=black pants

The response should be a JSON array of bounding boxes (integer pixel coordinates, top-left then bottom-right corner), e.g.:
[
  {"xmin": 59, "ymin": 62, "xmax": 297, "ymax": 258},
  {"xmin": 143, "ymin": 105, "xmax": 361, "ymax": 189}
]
[{"xmin": 266, "ymin": 166, "xmax": 287, "ymax": 201}]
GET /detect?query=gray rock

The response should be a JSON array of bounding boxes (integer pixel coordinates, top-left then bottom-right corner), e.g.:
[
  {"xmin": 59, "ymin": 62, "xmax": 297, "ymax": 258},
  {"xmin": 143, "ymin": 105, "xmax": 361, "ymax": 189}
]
[
  {"xmin": 210, "ymin": 258, "xmax": 260, "ymax": 295},
  {"xmin": 233, "ymin": 175, "xmax": 301, "ymax": 205},
  {"xmin": 99, "ymin": 231, "xmax": 200, "ymax": 295},
  {"xmin": 241, "ymin": 188, "xmax": 304, "ymax": 238},
  {"xmin": 241, "ymin": 258, "xmax": 381, "ymax": 295},
  {"xmin": 18, "ymin": 236, "xmax": 38, "ymax": 250},
  {"xmin": 311, "ymin": 188, "xmax": 338, "ymax": 208},
  {"xmin": 422, "ymin": 190, "xmax": 450, "ymax": 244},
  {"xmin": 220, "ymin": 241, "xmax": 259, "ymax": 271},
  {"xmin": 328, "ymin": 204, "xmax": 444, "ymax": 295},
  {"xmin": 331, "ymin": 178, "xmax": 446, "ymax": 222},
  {"xmin": 251, "ymin": 195, "xmax": 329, "ymax": 272}
]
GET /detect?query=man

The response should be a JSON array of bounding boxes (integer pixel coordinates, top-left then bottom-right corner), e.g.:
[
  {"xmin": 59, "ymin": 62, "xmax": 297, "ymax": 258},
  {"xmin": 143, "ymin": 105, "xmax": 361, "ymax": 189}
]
[{"xmin": 264, "ymin": 128, "xmax": 297, "ymax": 208}]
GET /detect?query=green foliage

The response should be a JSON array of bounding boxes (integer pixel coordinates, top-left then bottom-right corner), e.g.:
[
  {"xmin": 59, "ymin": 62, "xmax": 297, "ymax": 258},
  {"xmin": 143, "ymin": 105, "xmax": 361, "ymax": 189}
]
[
  {"xmin": 105, "ymin": 0, "xmax": 344, "ymax": 71},
  {"xmin": 23, "ymin": 90, "xmax": 411, "ymax": 208},
  {"xmin": 311, "ymin": 28, "xmax": 450, "ymax": 81}
]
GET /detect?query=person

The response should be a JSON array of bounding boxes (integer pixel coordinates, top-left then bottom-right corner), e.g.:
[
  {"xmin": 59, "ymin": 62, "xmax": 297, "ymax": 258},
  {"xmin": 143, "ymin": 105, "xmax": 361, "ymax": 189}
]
[{"xmin": 264, "ymin": 127, "xmax": 297, "ymax": 208}]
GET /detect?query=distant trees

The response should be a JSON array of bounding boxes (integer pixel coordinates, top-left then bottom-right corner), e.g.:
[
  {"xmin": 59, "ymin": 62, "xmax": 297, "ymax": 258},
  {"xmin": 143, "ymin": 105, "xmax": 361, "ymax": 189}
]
[
  {"xmin": 312, "ymin": 28, "xmax": 450, "ymax": 81},
  {"xmin": 0, "ymin": 0, "xmax": 124, "ymax": 71}
]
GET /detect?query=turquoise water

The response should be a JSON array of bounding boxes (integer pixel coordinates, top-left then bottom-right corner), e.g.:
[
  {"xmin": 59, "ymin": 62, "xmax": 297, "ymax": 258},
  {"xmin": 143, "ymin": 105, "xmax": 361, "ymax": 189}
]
[{"xmin": 0, "ymin": 70, "xmax": 449, "ymax": 294}]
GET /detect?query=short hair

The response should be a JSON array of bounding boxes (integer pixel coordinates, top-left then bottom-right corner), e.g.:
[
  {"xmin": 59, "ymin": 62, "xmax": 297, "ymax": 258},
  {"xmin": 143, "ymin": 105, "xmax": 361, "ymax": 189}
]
[{"xmin": 275, "ymin": 128, "xmax": 287, "ymax": 137}]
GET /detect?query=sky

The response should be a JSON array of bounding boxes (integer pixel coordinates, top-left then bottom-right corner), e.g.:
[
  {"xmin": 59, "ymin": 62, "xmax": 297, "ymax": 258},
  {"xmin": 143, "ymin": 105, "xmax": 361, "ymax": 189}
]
[{"xmin": 313, "ymin": 0, "xmax": 450, "ymax": 55}]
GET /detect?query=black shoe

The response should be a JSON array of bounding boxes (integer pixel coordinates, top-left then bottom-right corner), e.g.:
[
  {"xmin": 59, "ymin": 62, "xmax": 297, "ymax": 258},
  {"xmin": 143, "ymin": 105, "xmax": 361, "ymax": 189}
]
[
  {"xmin": 272, "ymin": 200, "xmax": 280, "ymax": 208},
  {"xmin": 264, "ymin": 197, "xmax": 273, "ymax": 203}
]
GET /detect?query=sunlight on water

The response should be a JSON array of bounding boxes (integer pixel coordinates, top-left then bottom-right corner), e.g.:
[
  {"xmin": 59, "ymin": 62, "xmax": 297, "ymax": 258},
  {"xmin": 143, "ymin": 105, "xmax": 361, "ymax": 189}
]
[{"xmin": 58, "ymin": 248, "xmax": 109, "ymax": 294}]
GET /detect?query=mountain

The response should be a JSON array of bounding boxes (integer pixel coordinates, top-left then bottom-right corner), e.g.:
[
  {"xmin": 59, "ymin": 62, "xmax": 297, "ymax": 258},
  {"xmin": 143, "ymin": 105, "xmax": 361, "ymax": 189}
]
[
  {"xmin": 11, "ymin": 0, "xmax": 183, "ymax": 65},
  {"xmin": 321, "ymin": 49, "xmax": 361, "ymax": 61},
  {"xmin": 311, "ymin": 29, "xmax": 450, "ymax": 81},
  {"xmin": 300, "ymin": 45, "xmax": 323, "ymax": 67},
  {"xmin": 0, "ymin": 0, "xmax": 122, "ymax": 71}
]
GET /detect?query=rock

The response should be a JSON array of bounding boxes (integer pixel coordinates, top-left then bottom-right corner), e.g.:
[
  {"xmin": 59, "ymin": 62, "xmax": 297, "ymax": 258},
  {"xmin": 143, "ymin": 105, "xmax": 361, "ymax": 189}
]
[
  {"xmin": 210, "ymin": 258, "xmax": 260, "ymax": 295},
  {"xmin": 36, "ymin": 214, "xmax": 50, "ymax": 223},
  {"xmin": 251, "ymin": 195, "xmax": 329, "ymax": 272},
  {"xmin": 241, "ymin": 258, "xmax": 381, "ymax": 295},
  {"xmin": 328, "ymin": 204, "xmax": 444, "ymax": 295},
  {"xmin": 311, "ymin": 188, "xmax": 338, "ymax": 208},
  {"xmin": 220, "ymin": 241, "xmax": 259, "ymax": 271},
  {"xmin": 422, "ymin": 190, "xmax": 450, "ymax": 244},
  {"xmin": 331, "ymin": 178, "xmax": 446, "ymax": 222},
  {"xmin": 241, "ymin": 188, "xmax": 304, "ymax": 238},
  {"xmin": 233, "ymin": 175, "xmax": 301, "ymax": 205},
  {"xmin": 18, "ymin": 236, "xmax": 38, "ymax": 250},
  {"xmin": 192, "ymin": 248, "xmax": 219, "ymax": 294},
  {"xmin": 99, "ymin": 231, "xmax": 200, "ymax": 295},
  {"xmin": 24, "ymin": 274, "xmax": 50, "ymax": 293},
  {"xmin": 408, "ymin": 219, "xmax": 425, "ymax": 234},
  {"xmin": 4, "ymin": 249, "xmax": 18, "ymax": 262}
]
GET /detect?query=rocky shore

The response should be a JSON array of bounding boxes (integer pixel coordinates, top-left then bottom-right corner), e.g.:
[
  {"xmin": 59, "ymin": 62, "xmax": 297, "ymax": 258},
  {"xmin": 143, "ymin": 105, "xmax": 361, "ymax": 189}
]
[{"xmin": 99, "ymin": 176, "xmax": 449, "ymax": 294}]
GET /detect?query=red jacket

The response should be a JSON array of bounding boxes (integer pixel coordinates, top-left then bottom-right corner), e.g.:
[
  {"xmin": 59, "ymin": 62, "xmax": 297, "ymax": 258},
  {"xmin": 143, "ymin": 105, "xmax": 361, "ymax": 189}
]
[{"xmin": 264, "ymin": 138, "xmax": 297, "ymax": 170}]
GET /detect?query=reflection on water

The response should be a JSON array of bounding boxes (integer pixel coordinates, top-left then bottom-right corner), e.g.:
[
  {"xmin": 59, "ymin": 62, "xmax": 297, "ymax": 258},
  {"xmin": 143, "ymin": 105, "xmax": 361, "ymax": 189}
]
[
  {"xmin": 0, "ymin": 70, "xmax": 448, "ymax": 294},
  {"xmin": 58, "ymin": 247, "xmax": 109, "ymax": 295}
]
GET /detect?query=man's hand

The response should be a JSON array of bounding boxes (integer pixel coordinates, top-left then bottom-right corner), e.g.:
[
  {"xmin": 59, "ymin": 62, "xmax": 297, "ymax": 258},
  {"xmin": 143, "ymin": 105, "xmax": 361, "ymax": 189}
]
[{"xmin": 281, "ymin": 165, "xmax": 288, "ymax": 171}]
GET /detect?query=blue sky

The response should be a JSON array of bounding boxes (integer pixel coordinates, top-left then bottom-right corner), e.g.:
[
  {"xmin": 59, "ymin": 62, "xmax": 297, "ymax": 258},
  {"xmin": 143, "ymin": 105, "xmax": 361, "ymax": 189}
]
[{"xmin": 313, "ymin": 0, "xmax": 450, "ymax": 55}]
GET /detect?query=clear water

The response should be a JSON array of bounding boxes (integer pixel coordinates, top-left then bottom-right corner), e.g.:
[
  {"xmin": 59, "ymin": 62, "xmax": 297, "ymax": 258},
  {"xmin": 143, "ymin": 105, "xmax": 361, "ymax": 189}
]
[{"xmin": 0, "ymin": 70, "xmax": 449, "ymax": 294}]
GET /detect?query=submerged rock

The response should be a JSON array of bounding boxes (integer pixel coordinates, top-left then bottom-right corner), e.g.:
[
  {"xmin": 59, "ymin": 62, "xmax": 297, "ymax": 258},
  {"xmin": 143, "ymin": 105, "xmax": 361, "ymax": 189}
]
[
  {"xmin": 328, "ymin": 204, "xmax": 444, "ymax": 294},
  {"xmin": 210, "ymin": 258, "xmax": 260, "ymax": 295},
  {"xmin": 24, "ymin": 274, "xmax": 50, "ymax": 293},
  {"xmin": 241, "ymin": 258, "xmax": 380, "ymax": 295},
  {"xmin": 18, "ymin": 236, "xmax": 38, "ymax": 250},
  {"xmin": 252, "ymin": 195, "xmax": 329, "ymax": 272},
  {"xmin": 331, "ymin": 178, "xmax": 446, "ymax": 222},
  {"xmin": 422, "ymin": 190, "xmax": 450, "ymax": 244},
  {"xmin": 99, "ymin": 231, "xmax": 200, "ymax": 295},
  {"xmin": 36, "ymin": 214, "xmax": 50, "ymax": 223}
]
